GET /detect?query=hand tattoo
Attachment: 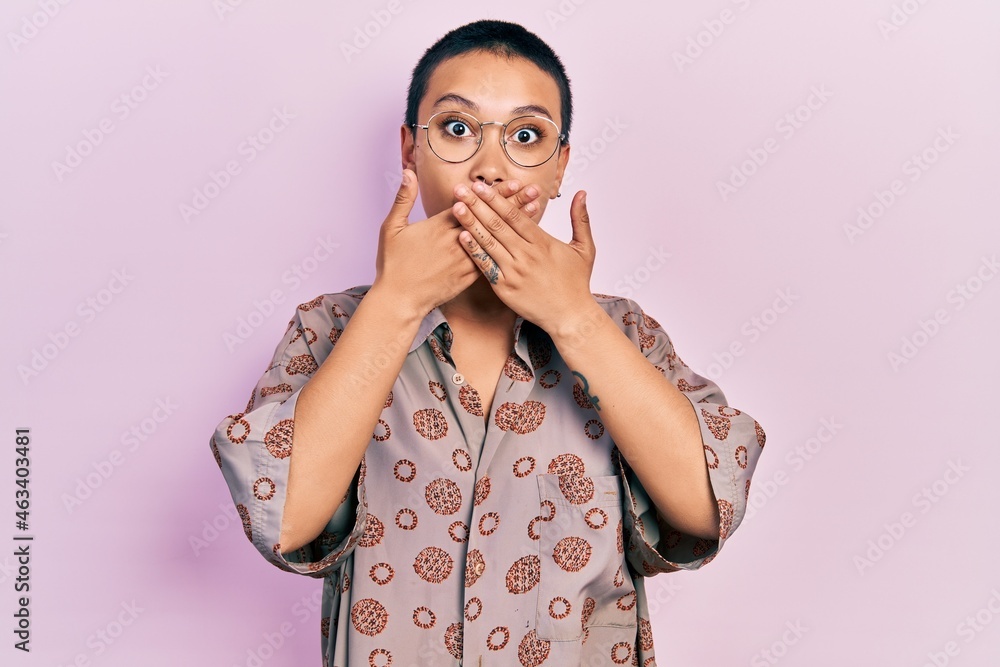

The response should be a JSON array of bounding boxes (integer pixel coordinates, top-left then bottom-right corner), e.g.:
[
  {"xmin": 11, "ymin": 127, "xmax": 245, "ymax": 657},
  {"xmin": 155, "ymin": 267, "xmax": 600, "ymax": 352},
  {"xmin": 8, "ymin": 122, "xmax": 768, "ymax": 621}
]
[{"xmin": 472, "ymin": 250, "xmax": 500, "ymax": 285}]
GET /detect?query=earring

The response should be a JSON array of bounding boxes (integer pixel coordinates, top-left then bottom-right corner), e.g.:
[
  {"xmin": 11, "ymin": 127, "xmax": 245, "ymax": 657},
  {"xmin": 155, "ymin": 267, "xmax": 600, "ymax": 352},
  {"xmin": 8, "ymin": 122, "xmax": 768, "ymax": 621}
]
[{"xmin": 556, "ymin": 192, "xmax": 562, "ymax": 198}]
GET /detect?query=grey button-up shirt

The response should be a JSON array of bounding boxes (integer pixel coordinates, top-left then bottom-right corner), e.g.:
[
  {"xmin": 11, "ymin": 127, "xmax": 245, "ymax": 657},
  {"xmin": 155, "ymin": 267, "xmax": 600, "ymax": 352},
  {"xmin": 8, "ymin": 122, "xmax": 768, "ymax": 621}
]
[{"xmin": 211, "ymin": 285, "xmax": 765, "ymax": 666}]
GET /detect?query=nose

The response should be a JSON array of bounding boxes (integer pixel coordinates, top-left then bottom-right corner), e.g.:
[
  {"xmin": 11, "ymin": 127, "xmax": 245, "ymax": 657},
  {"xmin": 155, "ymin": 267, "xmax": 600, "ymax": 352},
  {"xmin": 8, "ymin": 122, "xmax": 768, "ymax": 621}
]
[{"xmin": 469, "ymin": 124, "xmax": 508, "ymax": 188}]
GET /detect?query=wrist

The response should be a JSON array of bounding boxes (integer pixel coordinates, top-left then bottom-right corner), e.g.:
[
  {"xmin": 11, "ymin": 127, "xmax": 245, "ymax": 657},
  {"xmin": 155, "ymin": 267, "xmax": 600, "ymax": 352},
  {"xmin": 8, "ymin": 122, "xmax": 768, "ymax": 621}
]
[
  {"xmin": 364, "ymin": 282, "xmax": 429, "ymax": 330},
  {"xmin": 547, "ymin": 298, "xmax": 608, "ymax": 351}
]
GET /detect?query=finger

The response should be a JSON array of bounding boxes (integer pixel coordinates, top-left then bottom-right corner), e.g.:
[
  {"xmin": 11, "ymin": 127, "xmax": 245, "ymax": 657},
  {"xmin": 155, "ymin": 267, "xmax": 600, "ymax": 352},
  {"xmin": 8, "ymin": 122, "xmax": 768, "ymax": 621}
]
[
  {"xmin": 452, "ymin": 197, "xmax": 512, "ymax": 269},
  {"xmin": 454, "ymin": 183, "xmax": 537, "ymax": 254},
  {"xmin": 384, "ymin": 169, "xmax": 418, "ymax": 232},
  {"xmin": 473, "ymin": 181, "xmax": 539, "ymax": 240},
  {"xmin": 502, "ymin": 184, "xmax": 545, "ymax": 222},
  {"xmin": 569, "ymin": 190, "xmax": 595, "ymax": 259},
  {"xmin": 458, "ymin": 230, "xmax": 503, "ymax": 285}
]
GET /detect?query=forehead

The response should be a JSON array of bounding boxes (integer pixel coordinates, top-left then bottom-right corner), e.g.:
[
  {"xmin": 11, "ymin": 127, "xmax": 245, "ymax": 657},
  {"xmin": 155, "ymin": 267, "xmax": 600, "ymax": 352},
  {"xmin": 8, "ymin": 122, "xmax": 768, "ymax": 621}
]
[{"xmin": 421, "ymin": 50, "xmax": 561, "ymax": 121}]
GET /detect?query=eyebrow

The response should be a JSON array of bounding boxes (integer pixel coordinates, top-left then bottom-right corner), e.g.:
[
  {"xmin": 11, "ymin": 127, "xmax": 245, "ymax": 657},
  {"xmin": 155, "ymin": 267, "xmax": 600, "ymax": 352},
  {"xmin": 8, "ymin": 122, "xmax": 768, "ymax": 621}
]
[{"xmin": 431, "ymin": 93, "xmax": 554, "ymax": 120}]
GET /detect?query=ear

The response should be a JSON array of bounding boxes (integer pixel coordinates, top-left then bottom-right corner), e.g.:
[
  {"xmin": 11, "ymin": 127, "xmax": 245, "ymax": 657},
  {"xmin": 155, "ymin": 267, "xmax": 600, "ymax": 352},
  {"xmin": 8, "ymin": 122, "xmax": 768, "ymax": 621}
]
[
  {"xmin": 400, "ymin": 124, "xmax": 417, "ymax": 172},
  {"xmin": 550, "ymin": 142, "xmax": 571, "ymax": 199}
]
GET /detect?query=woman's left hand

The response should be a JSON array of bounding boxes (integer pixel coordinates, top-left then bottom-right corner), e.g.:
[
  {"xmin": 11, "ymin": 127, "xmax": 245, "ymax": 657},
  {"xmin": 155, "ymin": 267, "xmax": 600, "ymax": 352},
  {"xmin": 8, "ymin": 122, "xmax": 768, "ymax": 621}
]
[{"xmin": 452, "ymin": 181, "xmax": 596, "ymax": 334}]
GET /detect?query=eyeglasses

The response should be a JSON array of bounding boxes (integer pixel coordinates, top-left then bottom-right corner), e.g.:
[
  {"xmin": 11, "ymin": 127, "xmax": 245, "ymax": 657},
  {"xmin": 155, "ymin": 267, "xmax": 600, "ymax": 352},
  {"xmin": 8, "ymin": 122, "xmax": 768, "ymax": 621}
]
[{"xmin": 412, "ymin": 110, "xmax": 566, "ymax": 168}]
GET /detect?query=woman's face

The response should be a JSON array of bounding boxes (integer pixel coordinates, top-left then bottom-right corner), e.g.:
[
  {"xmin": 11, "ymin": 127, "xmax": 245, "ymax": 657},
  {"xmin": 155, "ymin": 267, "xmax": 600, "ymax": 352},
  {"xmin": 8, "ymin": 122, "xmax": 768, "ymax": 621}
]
[{"xmin": 401, "ymin": 50, "xmax": 570, "ymax": 224}]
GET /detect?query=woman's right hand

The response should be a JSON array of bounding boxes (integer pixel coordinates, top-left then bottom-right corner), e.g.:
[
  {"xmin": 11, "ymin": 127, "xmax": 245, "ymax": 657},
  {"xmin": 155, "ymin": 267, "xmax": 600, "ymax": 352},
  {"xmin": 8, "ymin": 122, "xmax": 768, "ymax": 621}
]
[{"xmin": 372, "ymin": 168, "xmax": 542, "ymax": 318}]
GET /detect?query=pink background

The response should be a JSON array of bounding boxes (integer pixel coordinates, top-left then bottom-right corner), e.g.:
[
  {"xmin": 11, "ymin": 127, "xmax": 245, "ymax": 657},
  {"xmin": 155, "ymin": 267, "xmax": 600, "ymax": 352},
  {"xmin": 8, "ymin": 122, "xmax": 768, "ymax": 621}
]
[{"xmin": 2, "ymin": 1, "xmax": 999, "ymax": 665}]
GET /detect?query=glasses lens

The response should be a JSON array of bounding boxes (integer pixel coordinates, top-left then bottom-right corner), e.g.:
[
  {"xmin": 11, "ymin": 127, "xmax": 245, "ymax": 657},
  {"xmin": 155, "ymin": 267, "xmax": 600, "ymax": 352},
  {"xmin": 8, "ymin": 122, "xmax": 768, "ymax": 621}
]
[
  {"xmin": 426, "ymin": 112, "xmax": 481, "ymax": 163},
  {"xmin": 504, "ymin": 116, "xmax": 560, "ymax": 167}
]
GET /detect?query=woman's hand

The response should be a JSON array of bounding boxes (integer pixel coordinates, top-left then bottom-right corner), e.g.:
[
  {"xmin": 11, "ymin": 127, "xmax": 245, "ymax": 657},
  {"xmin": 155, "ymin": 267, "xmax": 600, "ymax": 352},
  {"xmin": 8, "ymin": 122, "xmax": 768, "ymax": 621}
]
[
  {"xmin": 372, "ymin": 169, "xmax": 542, "ymax": 318},
  {"xmin": 451, "ymin": 181, "xmax": 596, "ymax": 335}
]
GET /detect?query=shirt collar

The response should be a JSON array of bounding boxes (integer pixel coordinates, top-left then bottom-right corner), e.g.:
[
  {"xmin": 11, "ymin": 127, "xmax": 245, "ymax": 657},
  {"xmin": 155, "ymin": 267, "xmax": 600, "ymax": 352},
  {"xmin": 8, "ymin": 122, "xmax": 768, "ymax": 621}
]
[{"xmin": 407, "ymin": 305, "xmax": 533, "ymax": 354}]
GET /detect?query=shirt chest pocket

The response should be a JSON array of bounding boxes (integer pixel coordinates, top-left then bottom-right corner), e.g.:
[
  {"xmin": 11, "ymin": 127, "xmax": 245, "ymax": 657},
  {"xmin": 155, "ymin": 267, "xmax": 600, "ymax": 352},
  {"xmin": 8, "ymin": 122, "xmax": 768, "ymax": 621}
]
[{"xmin": 534, "ymin": 473, "xmax": 638, "ymax": 642}]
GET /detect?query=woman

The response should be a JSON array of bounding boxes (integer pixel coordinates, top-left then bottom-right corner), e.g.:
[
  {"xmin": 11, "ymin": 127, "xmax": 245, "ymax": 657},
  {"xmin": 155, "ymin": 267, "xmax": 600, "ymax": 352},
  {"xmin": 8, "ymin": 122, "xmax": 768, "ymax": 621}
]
[{"xmin": 211, "ymin": 19, "xmax": 765, "ymax": 666}]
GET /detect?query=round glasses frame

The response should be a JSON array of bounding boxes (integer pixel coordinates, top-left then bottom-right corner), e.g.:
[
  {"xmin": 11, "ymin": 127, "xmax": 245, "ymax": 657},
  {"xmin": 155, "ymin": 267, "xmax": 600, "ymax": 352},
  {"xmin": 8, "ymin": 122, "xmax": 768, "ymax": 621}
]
[{"xmin": 411, "ymin": 110, "xmax": 567, "ymax": 168}]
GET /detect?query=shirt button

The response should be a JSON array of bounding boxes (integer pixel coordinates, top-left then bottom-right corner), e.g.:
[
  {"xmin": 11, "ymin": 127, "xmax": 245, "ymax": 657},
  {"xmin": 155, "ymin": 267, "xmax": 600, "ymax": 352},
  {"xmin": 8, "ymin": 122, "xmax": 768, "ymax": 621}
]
[
  {"xmin": 474, "ymin": 561, "xmax": 485, "ymax": 575},
  {"xmin": 452, "ymin": 372, "xmax": 465, "ymax": 385}
]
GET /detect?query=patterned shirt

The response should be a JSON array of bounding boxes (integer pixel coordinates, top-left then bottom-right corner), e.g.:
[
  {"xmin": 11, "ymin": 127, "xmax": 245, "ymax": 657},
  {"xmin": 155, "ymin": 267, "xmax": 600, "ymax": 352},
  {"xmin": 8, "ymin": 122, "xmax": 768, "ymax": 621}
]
[{"xmin": 210, "ymin": 285, "xmax": 765, "ymax": 666}]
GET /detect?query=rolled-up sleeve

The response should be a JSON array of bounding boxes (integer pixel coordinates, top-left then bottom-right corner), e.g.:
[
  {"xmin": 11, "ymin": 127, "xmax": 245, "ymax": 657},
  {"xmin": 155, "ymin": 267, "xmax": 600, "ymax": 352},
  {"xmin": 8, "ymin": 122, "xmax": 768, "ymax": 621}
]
[
  {"xmin": 609, "ymin": 297, "xmax": 765, "ymax": 576},
  {"xmin": 209, "ymin": 294, "xmax": 368, "ymax": 578}
]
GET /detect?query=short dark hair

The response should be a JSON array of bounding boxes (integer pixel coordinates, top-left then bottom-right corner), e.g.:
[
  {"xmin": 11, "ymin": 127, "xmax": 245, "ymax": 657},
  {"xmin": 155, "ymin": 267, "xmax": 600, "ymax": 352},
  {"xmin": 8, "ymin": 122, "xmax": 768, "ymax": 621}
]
[{"xmin": 405, "ymin": 20, "xmax": 573, "ymax": 144}]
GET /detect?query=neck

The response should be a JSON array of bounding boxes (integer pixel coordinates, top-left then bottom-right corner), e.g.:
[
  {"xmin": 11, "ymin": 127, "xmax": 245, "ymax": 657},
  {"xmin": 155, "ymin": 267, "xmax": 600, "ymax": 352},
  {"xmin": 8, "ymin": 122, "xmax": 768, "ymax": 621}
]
[{"xmin": 439, "ymin": 275, "xmax": 517, "ymax": 328}]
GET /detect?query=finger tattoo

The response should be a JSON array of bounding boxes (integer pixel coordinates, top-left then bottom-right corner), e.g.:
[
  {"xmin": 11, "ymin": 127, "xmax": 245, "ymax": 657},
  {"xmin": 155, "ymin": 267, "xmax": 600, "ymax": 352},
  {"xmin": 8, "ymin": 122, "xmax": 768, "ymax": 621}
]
[{"xmin": 471, "ymin": 250, "xmax": 500, "ymax": 285}]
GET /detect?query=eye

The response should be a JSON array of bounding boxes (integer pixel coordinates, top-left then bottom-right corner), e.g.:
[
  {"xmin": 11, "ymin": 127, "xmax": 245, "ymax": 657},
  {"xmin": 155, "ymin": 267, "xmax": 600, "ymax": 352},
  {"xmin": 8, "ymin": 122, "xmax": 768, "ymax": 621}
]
[
  {"xmin": 437, "ymin": 116, "xmax": 478, "ymax": 139},
  {"xmin": 508, "ymin": 124, "xmax": 546, "ymax": 145},
  {"xmin": 446, "ymin": 120, "xmax": 469, "ymax": 136}
]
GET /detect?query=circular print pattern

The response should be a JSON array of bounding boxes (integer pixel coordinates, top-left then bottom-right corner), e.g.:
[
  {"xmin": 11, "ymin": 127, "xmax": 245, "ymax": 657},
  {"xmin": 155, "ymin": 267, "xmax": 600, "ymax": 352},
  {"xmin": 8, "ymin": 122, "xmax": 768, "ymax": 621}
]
[
  {"xmin": 350, "ymin": 598, "xmax": 388, "ymax": 636},
  {"xmin": 412, "ymin": 408, "xmax": 448, "ymax": 440},
  {"xmin": 513, "ymin": 456, "xmax": 536, "ymax": 478},
  {"xmin": 264, "ymin": 419, "xmax": 294, "ymax": 459},
  {"xmin": 358, "ymin": 513, "xmax": 384, "ymax": 548},
  {"xmin": 517, "ymin": 630, "xmax": 551, "ymax": 667},
  {"xmin": 444, "ymin": 622, "xmax": 463, "ymax": 660},
  {"xmin": 373, "ymin": 419, "xmax": 391, "ymax": 442},
  {"xmin": 227, "ymin": 416, "xmax": 249, "ymax": 444},
  {"xmin": 448, "ymin": 520, "xmax": 468, "ymax": 543},
  {"xmin": 487, "ymin": 626, "xmax": 510, "ymax": 651},
  {"xmin": 464, "ymin": 597, "xmax": 482, "ymax": 622},
  {"xmin": 393, "ymin": 459, "xmax": 416, "ymax": 482},
  {"xmin": 474, "ymin": 476, "xmax": 491, "ymax": 505},
  {"xmin": 413, "ymin": 546, "xmax": 454, "ymax": 583},
  {"xmin": 425, "ymin": 478, "xmax": 462, "ymax": 515},
  {"xmin": 395, "ymin": 508, "xmax": 417, "ymax": 530},
  {"xmin": 252, "ymin": 477, "xmax": 275, "ymax": 501},
  {"xmin": 369, "ymin": 562, "xmax": 394, "ymax": 585},
  {"xmin": 548, "ymin": 597, "xmax": 571, "ymax": 619},
  {"xmin": 452, "ymin": 448, "xmax": 472, "ymax": 471},
  {"xmin": 552, "ymin": 536, "xmax": 592, "ymax": 572},
  {"xmin": 412, "ymin": 606, "xmax": 435, "ymax": 629},
  {"xmin": 505, "ymin": 555, "xmax": 540, "ymax": 594},
  {"xmin": 539, "ymin": 369, "xmax": 561, "ymax": 388}
]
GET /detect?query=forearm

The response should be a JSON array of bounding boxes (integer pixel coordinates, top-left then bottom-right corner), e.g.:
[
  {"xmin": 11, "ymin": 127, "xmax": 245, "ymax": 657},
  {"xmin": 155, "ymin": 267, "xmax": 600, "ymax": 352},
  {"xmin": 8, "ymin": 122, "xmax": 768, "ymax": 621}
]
[
  {"xmin": 280, "ymin": 286, "xmax": 424, "ymax": 552},
  {"xmin": 548, "ymin": 301, "xmax": 720, "ymax": 540}
]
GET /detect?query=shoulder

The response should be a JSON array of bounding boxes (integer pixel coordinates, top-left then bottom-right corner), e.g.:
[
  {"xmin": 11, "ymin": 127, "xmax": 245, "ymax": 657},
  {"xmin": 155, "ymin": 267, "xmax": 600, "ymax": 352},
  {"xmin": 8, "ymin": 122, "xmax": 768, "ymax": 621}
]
[
  {"xmin": 590, "ymin": 292, "xmax": 666, "ymax": 333},
  {"xmin": 289, "ymin": 284, "xmax": 373, "ymax": 326}
]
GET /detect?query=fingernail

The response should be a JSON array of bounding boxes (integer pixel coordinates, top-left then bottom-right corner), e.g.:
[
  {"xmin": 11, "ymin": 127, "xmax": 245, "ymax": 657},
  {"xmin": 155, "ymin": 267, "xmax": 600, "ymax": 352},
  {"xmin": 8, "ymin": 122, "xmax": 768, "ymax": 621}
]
[
  {"xmin": 507, "ymin": 180, "xmax": 520, "ymax": 191},
  {"xmin": 456, "ymin": 185, "xmax": 469, "ymax": 197},
  {"xmin": 526, "ymin": 186, "xmax": 538, "ymax": 198},
  {"xmin": 472, "ymin": 182, "xmax": 486, "ymax": 193},
  {"xmin": 526, "ymin": 202, "xmax": 537, "ymax": 213}
]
